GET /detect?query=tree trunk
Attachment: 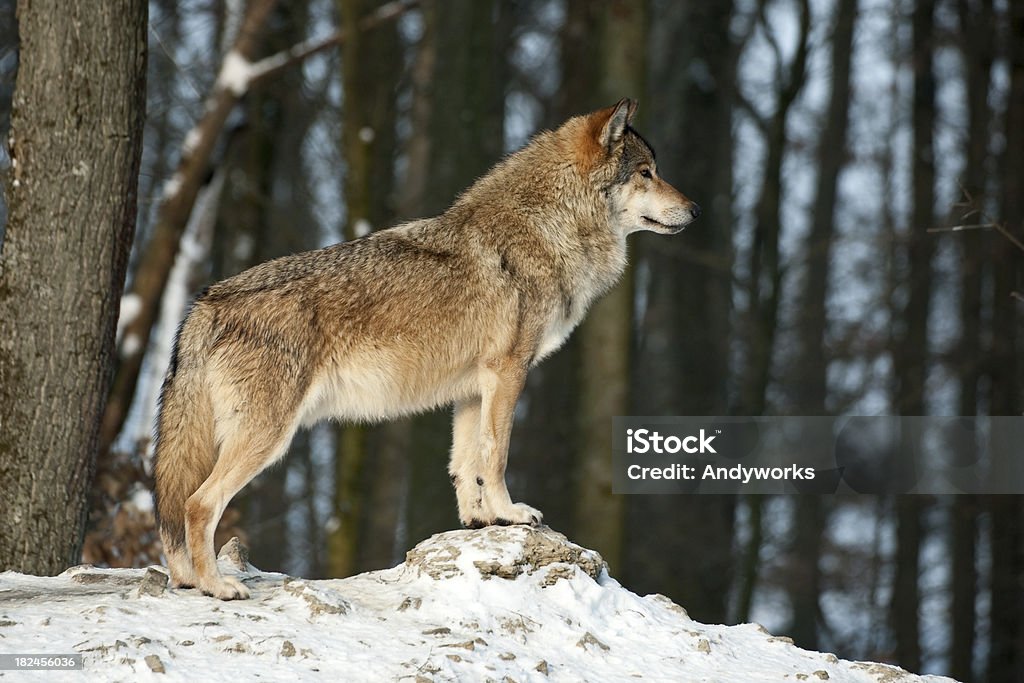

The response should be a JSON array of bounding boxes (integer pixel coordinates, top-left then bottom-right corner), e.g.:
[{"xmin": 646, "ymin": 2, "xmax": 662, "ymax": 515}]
[
  {"xmin": 626, "ymin": 0, "xmax": 741, "ymax": 624},
  {"xmin": 0, "ymin": 0, "xmax": 147, "ymax": 573},
  {"xmin": 509, "ymin": 0, "xmax": 598, "ymax": 546},
  {"xmin": 987, "ymin": 4, "xmax": 1024, "ymax": 681},
  {"xmin": 786, "ymin": 0, "xmax": 856, "ymax": 650},
  {"xmin": 573, "ymin": 0, "xmax": 647, "ymax": 575},
  {"xmin": 949, "ymin": 2, "xmax": 993, "ymax": 678},
  {"xmin": 403, "ymin": 0, "xmax": 510, "ymax": 546},
  {"xmin": 889, "ymin": 0, "xmax": 936, "ymax": 672},
  {"xmin": 327, "ymin": 0, "xmax": 401, "ymax": 578},
  {"xmin": 215, "ymin": 0, "xmax": 320, "ymax": 575}
]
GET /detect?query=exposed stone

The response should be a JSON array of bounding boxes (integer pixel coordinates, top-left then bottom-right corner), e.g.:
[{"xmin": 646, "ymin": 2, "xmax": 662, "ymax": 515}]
[
  {"xmin": 405, "ymin": 543, "xmax": 463, "ymax": 580},
  {"xmin": 144, "ymin": 654, "xmax": 165, "ymax": 673},
  {"xmin": 422, "ymin": 627, "xmax": 451, "ymax": 636},
  {"xmin": 576, "ymin": 632, "xmax": 610, "ymax": 652},
  {"xmin": 71, "ymin": 572, "xmax": 136, "ymax": 587},
  {"xmin": 282, "ymin": 579, "xmax": 351, "ymax": 616},
  {"xmin": 474, "ymin": 527, "xmax": 605, "ymax": 582},
  {"xmin": 217, "ymin": 537, "xmax": 250, "ymax": 571},
  {"xmin": 135, "ymin": 567, "xmax": 168, "ymax": 598}
]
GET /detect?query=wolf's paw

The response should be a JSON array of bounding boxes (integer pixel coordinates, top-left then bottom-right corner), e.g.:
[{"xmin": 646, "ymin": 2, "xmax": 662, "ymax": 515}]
[
  {"xmin": 200, "ymin": 575, "xmax": 250, "ymax": 600},
  {"xmin": 492, "ymin": 502, "xmax": 544, "ymax": 527}
]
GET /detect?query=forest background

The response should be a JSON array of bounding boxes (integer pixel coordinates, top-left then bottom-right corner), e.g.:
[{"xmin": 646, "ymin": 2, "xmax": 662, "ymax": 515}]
[{"xmin": 0, "ymin": 1, "xmax": 1021, "ymax": 681}]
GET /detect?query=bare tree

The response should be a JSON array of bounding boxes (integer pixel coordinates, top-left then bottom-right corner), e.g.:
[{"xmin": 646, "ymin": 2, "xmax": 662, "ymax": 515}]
[
  {"xmin": 889, "ymin": 0, "xmax": 937, "ymax": 671},
  {"xmin": 628, "ymin": 0, "xmax": 745, "ymax": 624},
  {"xmin": 402, "ymin": 0, "xmax": 511, "ymax": 546},
  {"xmin": 949, "ymin": 2, "xmax": 994, "ymax": 678},
  {"xmin": 0, "ymin": 0, "xmax": 147, "ymax": 573},
  {"xmin": 987, "ymin": 4, "xmax": 1024, "ymax": 682},
  {"xmin": 787, "ymin": 0, "xmax": 857, "ymax": 651},
  {"xmin": 574, "ymin": 0, "xmax": 647, "ymax": 574},
  {"xmin": 328, "ymin": 0, "xmax": 402, "ymax": 578}
]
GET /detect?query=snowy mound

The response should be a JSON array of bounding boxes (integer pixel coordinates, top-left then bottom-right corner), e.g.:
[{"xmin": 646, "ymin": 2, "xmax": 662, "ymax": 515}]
[{"xmin": 0, "ymin": 527, "xmax": 956, "ymax": 682}]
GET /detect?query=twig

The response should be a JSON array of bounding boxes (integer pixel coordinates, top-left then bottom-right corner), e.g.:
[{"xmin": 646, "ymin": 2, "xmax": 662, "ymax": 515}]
[
  {"xmin": 927, "ymin": 223, "xmax": 999, "ymax": 233},
  {"xmin": 249, "ymin": 0, "xmax": 419, "ymax": 87},
  {"xmin": 993, "ymin": 222, "xmax": 1024, "ymax": 254},
  {"xmin": 932, "ymin": 180, "xmax": 1024, "ymax": 254}
]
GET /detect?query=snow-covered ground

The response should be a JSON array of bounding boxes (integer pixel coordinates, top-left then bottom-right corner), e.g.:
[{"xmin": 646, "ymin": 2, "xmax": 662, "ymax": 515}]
[{"xmin": 0, "ymin": 527, "xmax": 957, "ymax": 682}]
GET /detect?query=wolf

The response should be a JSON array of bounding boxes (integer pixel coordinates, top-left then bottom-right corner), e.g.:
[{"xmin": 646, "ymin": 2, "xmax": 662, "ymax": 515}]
[{"xmin": 153, "ymin": 98, "xmax": 700, "ymax": 599}]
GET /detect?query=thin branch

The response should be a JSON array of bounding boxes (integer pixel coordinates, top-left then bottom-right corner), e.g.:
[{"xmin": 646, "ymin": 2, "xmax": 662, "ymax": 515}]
[
  {"xmin": 994, "ymin": 222, "xmax": 1024, "ymax": 254},
  {"xmin": 734, "ymin": 90, "xmax": 770, "ymax": 136},
  {"xmin": 928, "ymin": 223, "xmax": 1000, "ymax": 233},
  {"xmin": 932, "ymin": 180, "xmax": 1024, "ymax": 254},
  {"xmin": 249, "ymin": 0, "xmax": 419, "ymax": 87},
  {"xmin": 756, "ymin": 0, "xmax": 785, "ymax": 88}
]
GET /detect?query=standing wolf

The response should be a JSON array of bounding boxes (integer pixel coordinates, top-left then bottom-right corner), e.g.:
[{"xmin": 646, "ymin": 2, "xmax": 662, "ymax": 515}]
[{"xmin": 153, "ymin": 99, "xmax": 699, "ymax": 599}]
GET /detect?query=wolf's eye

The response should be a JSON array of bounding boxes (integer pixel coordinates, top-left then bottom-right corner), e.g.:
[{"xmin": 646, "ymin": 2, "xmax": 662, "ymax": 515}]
[{"xmin": 639, "ymin": 168, "xmax": 653, "ymax": 179}]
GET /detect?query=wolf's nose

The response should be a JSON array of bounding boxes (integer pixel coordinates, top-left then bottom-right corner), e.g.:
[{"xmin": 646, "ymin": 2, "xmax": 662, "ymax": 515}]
[{"xmin": 690, "ymin": 203, "xmax": 702, "ymax": 219}]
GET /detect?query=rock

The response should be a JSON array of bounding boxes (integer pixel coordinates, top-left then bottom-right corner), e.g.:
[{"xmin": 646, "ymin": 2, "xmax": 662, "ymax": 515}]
[
  {"xmin": 422, "ymin": 627, "xmax": 451, "ymax": 636},
  {"xmin": 135, "ymin": 567, "xmax": 169, "ymax": 598},
  {"xmin": 405, "ymin": 526, "xmax": 606, "ymax": 583},
  {"xmin": 282, "ymin": 579, "xmax": 351, "ymax": 616},
  {"xmin": 217, "ymin": 537, "xmax": 251, "ymax": 571},
  {"xmin": 144, "ymin": 654, "xmax": 165, "ymax": 673},
  {"xmin": 398, "ymin": 596, "xmax": 422, "ymax": 611},
  {"xmin": 71, "ymin": 572, "xmax": 136, "ymax": 587},
  {"xmin": 576, "ymin": 632, "xmax": 610, "ymax": 652},
  {"xmin": 405, "ymin": 542, "xmax": 463, "ymax": 580}
]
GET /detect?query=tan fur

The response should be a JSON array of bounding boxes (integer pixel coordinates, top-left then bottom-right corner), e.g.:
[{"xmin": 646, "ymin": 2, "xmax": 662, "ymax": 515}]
[{"xmin": 153, "ymin": 99, "xmax": 699, "ymax": 599}]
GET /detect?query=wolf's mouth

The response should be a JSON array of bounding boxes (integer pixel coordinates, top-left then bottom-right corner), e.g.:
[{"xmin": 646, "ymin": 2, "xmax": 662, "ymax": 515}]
[{"xmin": 642, "ymin": 216, "xmax": 687, "ymax": 231}]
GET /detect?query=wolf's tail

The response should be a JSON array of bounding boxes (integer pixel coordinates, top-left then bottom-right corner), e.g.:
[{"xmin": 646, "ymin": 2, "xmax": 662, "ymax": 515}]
[{"xmin": 153, "ymin": 307, "xmax": 217, "ymax": 553}]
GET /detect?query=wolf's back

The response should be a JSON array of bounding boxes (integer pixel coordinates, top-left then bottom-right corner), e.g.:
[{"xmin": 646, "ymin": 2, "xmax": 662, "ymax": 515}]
[{"xmin": 152, "ymin": 306, "xmax": 217, "ymax": 552}]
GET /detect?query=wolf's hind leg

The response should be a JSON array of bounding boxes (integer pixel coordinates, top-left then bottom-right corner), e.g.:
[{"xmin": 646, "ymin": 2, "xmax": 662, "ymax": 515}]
[
  {"xmin": 185, "ymin": 424, "xmax": 295, "ymax": 600},
  {"xmin": 163, "ymin": 540, "xmax": 198, "ymax": 589},
  {"xmin": 476, "ymin": 359, "xmax": 543, "ymax": 527}
]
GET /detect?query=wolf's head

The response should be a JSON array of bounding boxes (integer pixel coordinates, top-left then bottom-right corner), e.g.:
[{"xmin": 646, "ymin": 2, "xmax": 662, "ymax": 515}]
[{"xmin": 578, "ymin": 99, "xmax": 700, "ymax": 236}]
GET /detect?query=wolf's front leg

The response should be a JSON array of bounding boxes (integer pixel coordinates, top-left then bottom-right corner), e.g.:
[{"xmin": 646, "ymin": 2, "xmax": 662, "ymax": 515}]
[
  {"xmin": 474, "ymin": 358, "xmax": 542, "ymax": 526},
  {"xmin": 448, "ymin": 398, "xmax": 496, "ymax": 527}
]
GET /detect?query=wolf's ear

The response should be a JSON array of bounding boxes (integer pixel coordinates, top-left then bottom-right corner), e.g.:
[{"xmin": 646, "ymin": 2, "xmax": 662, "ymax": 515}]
[{"xmin": 598, "ymin": 98, "xmax": 638, "ymax": 150}]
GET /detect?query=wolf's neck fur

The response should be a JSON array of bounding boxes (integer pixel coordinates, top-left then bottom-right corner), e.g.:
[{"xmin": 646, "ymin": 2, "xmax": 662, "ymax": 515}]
[{"xmin": 440, "ymin": 123, "xmax": 628, "ymax": 298}]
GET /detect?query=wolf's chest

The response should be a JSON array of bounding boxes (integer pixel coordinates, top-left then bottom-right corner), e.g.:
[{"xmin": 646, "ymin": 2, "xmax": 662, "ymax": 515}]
[{"xmin": 534, "ymin": 265, "xmax": 615, "ymax": 362}]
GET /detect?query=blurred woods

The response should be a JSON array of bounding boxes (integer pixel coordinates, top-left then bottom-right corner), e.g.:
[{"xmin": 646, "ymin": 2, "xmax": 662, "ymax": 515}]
[{"xmin": 0, "ymin": 0, "xmax": 1021, "ymax": 679}]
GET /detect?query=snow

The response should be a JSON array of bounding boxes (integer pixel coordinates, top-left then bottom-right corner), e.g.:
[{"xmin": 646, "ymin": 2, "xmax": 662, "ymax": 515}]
[
  {"xmin": 120, "ymin": 333, "xmax": 141, "ymax": 358},
  {"xmin": 0, "ymin": 527, "xmax": 958, "ymax": 683},
  {"xmin": 181, "ymin": 129, "xmax": 201, "ymax": 157},
  {"xmin": 161, "ymin": 173, "xmax": 183, "ymax": 200},
  {"xmin": 116, "ymin": 294, "xmax": 142, "ymax": 343},
  {"xmin": 129, "ymin": 486, "xmax": 153, "ymax": 515},
  {"xmin": 353, "ymin": 218, "xmax": 372, "ymax": 237},
  {"xmin": 216, "ymin": 50, "xmax": 253, "ymax": 97}
]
